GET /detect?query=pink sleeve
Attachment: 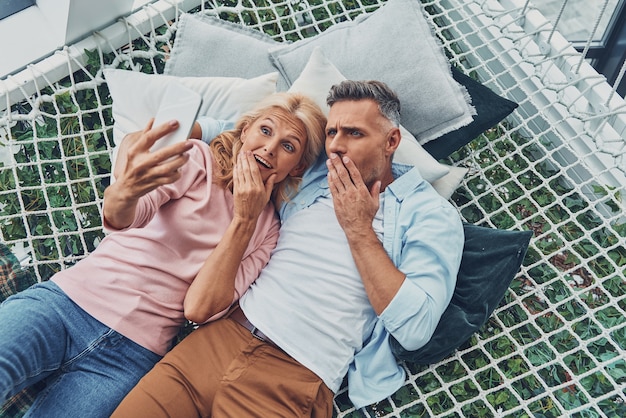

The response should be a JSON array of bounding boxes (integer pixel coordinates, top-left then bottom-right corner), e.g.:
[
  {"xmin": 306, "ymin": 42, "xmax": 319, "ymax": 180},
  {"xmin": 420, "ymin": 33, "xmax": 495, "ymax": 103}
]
[
  {"xmin": 206, "ymin": 207, "xmax": 280, "ymax": 321},
  {"xmin": 233, "ymin": 211, "xmax": 280, "ymax": 299}
]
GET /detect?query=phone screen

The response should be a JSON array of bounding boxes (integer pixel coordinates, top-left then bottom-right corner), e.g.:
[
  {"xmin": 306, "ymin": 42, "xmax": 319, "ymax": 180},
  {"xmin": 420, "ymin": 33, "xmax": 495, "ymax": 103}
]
[{"xmin": 150, "ymin": 81, "xmax": 203, "ymax": 152}]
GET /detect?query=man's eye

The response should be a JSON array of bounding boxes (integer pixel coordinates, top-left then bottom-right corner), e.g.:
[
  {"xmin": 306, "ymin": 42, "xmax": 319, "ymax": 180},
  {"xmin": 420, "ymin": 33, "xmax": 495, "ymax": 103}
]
[{"xmin": 327, "ymin": 129, "xmax": 336, "ymax": 136}]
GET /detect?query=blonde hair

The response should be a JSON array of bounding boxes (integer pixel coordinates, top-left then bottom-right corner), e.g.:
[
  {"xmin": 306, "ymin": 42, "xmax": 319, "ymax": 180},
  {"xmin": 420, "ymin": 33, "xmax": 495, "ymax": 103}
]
[{"xmin": 210, "ymin": 92, "xmax": 326, "ymax": 206}]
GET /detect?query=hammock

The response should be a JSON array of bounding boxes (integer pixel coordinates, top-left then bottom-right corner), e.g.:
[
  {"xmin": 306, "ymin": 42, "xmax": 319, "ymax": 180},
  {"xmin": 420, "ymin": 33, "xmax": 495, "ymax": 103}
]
[{"xmin": 1, "ymin": 0, "xmax": 625, "ymax": 416}]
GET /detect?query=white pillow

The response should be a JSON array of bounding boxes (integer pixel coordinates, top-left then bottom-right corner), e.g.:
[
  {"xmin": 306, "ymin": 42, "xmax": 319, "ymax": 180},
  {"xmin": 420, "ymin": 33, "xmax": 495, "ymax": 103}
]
[
  {"xmin": 288, "ymin": 47, "xmax": 468, "ymax": 197},
  {"xmin": 104, "ymin": 68, "xmax": 278, "ymax": 146},
  {"xmin": 431, "ymin": 166, "xmax": 469, "ymax": 200}
]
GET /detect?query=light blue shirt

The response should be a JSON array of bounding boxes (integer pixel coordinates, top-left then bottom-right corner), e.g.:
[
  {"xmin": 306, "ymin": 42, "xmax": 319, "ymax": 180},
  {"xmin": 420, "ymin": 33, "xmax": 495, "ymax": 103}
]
[
  {"xmin": 275, "ymin": 151, "xmax": 464, "ymax": 408},
  {"xmin": 200, "ymin": 117, "xmax": 464, "ymax": 408},
  {"xmin": 196, "ymin": 117, "xmax": 235, "ymax": 142}
]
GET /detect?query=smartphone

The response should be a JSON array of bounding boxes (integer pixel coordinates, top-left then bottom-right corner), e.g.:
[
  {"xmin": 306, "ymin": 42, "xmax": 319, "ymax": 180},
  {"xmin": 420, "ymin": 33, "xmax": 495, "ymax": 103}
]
[{"xmin": 150, "ymin": 81, "xmax": 203, "ymax": 153}]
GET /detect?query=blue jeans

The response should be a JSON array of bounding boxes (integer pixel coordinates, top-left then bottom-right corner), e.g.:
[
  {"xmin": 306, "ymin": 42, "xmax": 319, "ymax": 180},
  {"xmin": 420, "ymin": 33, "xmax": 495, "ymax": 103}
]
[{"xmin": 0, "ymin": 281, "xmax": 162, "ymax": 418}]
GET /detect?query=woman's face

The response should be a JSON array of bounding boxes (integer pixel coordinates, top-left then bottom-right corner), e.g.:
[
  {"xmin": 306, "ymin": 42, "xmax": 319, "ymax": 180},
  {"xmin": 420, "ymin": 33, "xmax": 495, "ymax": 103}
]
[{"xmin": 240, "ymin": 110, "xmax": 308, "ymax": 183}]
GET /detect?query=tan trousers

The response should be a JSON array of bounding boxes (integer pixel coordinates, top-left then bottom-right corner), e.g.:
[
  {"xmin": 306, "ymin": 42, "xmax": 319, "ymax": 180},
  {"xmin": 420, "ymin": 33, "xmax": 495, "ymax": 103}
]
[{"xmin": 111, "ymin": 315, "xmax": 334, "ymax": 418}]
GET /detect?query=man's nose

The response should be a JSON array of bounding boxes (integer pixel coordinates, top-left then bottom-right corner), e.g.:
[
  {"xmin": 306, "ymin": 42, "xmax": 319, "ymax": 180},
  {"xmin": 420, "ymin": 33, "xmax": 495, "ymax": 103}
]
[{"xmin": 327, "ymin": 134, "xmax": 347, "ymax": 153}]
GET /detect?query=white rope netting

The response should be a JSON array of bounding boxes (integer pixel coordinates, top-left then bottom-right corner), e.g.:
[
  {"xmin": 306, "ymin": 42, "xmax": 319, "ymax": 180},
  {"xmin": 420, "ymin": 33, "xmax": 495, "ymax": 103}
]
[{"xmin": 1, "ymin": 0, "xmax": 625, "ymax": 417}]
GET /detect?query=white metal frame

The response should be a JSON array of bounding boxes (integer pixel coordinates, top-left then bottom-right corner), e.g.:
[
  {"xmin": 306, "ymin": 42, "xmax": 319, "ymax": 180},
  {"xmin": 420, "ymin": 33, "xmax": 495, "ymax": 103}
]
[
  {"xmin": 0, "ymin": 0, "xmax": 201, "ymax": 112},
  {"xmin": 1, "ymin": 0, "xmax": 154, "ymax": 79}
]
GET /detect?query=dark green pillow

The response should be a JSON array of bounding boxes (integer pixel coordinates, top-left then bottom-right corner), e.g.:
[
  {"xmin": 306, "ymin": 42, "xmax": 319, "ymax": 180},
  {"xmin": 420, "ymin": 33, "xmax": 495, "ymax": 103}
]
[
  {"xmin": 390, "ymin": 223, "xmax": 532, "ymax": 364},
  {"xmin": 422, "ymin": 68, "xmax": 519, "ymax": 160}
]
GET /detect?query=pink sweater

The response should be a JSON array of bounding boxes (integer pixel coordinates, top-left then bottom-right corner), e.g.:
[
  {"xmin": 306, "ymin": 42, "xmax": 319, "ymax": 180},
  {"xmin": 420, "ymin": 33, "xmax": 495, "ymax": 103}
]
[{"xmin": 53, "ymin": 140, "xmax": 279, "ymax": 355}]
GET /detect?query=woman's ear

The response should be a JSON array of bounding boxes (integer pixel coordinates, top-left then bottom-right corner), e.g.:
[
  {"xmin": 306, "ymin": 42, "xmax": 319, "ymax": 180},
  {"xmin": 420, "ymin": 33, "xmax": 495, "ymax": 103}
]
[
  {"xmin": 240, "ymin": 122, "xmax": 250, "ymax": 142},
  {"xmin": 289, "ymin": 162, "xmax": 307, "ymax": 177}
]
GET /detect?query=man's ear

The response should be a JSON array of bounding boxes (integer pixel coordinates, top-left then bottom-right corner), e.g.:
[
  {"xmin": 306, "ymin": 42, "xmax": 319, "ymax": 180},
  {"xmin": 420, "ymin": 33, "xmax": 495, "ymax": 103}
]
[{"xmin": 386, "ymin": 127, "xmax": 402, "ymax": 155}]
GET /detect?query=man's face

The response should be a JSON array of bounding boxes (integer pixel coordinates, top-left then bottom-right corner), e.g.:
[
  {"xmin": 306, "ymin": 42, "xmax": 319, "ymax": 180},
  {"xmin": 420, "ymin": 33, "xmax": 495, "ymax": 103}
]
[{"xmin": 325, "ymin": 99, "xmax": 399, "ymax": 188}]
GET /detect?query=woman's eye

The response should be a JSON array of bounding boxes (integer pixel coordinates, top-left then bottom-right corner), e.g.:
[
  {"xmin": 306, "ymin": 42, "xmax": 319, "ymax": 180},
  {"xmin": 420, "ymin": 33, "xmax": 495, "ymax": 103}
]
[
  {"xmin": 283, "ymin": 143, "xmax": 295, "ymax": 153},
  {"xmin": 261, "ymin": 127, "xmax": 271, "ymax": 135}
]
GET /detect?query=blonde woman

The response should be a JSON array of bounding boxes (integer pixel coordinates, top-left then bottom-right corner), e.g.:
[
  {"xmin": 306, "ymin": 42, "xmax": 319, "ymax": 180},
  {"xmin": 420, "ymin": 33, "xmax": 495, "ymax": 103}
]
[{"xmin": 0, "ymin": 93, "xmax": 326, "ymax": 418}]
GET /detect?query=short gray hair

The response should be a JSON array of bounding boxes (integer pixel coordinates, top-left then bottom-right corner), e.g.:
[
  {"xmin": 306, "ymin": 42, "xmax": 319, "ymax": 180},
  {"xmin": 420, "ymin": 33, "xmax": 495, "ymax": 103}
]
[{"xmin": 326, "ymin": 80, "xmax": 401, "ymax": 127}]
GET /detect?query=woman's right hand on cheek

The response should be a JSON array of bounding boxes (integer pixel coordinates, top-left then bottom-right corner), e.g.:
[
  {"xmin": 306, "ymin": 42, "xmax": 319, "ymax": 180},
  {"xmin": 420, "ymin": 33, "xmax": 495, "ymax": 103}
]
[{"xmin": 232, "ymin": 151, "xmax": 276, "ymax": 223}]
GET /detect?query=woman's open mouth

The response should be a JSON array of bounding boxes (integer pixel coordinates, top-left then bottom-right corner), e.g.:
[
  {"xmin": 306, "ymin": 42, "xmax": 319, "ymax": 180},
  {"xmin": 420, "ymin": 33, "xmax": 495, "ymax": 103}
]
[{"xmin": 254, "ymin": 154, "xmax": 273, "ymax": 169}]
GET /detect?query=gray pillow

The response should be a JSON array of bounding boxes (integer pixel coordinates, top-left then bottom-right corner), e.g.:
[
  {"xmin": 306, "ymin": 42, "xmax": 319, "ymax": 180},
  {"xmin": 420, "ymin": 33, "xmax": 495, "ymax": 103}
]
[
  {"xmin": 390, "ymin": 223, "xmax": 533, "ymax": 364},
  {"xmin": 268, "ymin": 0, "xmax": 475, "ymax": 144},
  {"xmin": 164, "ymin": 13, "xmax": 289, "ymax": 91},
  {"xmin": 165, "ymin": 1, "xmax": 475, "ymax": 145},
  {"xmin": 165, "ymin": 12, "xmax": 509, "ymax": 160}
]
